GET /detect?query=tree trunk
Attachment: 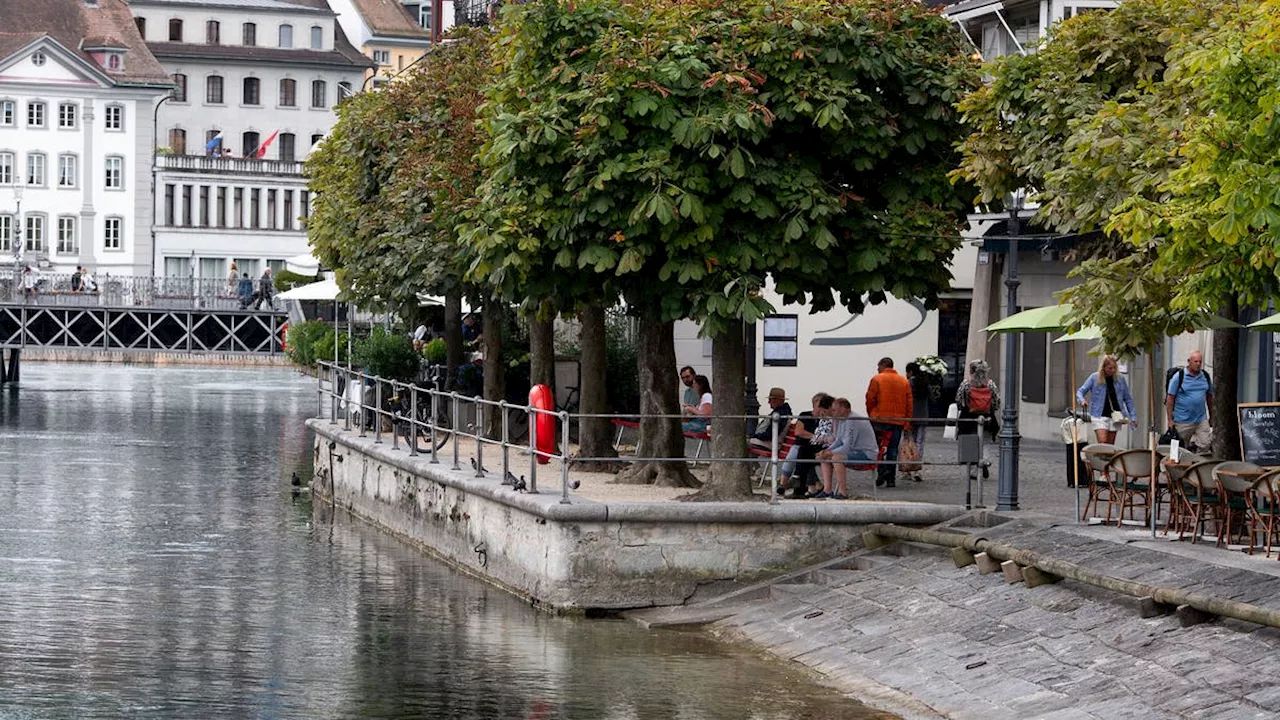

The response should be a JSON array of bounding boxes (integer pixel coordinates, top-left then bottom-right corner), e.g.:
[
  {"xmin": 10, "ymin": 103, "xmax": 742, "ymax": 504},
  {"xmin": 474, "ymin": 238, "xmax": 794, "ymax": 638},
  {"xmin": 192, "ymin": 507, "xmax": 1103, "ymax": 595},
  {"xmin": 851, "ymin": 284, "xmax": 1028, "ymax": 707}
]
[
  {"xmin": 683, "ymin": 319, "xmax": 755, "ymax": 501},
  {"xmin": 1212, "ymin": 294, "xmax": 1240, "ymax": 461},
  {"xmin": 482, "ymin": 302, "xmax": 505, "ymax": 440},
  {"xmin": 614, "ymin": 319, "xmax": 698, "ymax": 487},
  {"xmin": 529, "ymin": 314, "xmax": 556, "ymax": 395},
  {"xmin": 577, "ymin": 304, "xmax": 618, "ymax": 469},
  {"xmin": 444, "ymin": 292, "xmax": 464, "ymax": 391}
]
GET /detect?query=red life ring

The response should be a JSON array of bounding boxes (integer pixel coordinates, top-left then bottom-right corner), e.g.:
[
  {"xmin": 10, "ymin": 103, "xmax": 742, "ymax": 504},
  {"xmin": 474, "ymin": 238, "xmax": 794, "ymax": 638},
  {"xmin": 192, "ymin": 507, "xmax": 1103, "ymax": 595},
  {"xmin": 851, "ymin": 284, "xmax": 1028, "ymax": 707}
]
[{"xmin": 528, "ymin": 384, "xmax": 556, "ymax": 465}]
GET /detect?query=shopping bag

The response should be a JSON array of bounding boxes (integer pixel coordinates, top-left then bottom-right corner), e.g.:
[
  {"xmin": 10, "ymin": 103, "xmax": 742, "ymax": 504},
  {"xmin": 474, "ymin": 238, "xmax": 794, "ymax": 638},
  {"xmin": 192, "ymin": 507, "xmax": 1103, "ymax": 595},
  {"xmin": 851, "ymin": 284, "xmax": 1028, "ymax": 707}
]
[
  {"xmin": 942, "ymin": 403, "xmax": 959, "ymax": 440},
  {"xmin": 899, "ymin": 432, "xmax": 923, "ymax": 472}
]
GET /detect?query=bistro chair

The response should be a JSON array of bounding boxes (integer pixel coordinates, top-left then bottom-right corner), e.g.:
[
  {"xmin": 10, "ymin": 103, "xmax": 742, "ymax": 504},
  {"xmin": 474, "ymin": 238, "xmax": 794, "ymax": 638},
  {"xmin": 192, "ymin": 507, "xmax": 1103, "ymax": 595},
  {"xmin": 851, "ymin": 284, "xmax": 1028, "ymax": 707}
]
[
  {"xmin": 1107, "ymin": 450, "xmax": 1154, "ymax": 526},
  {"xmin": 1213, "ymin": 461, "xmax": 1262, "ymax": 548},
  {"xmin": 1181, "ymin": 460, "xmax": 1224, "ymax": 543},
  {"xmin": 1162, "ymin": 451, "xmax": 1204, "ymax": 536},
  {"xmin": 1080, "ymin": 443, "xmax": 1119, "ymax": 522},
  {"xmin": 1248, "ymin": 469, "xmax": 1280, "ymax": 558}
]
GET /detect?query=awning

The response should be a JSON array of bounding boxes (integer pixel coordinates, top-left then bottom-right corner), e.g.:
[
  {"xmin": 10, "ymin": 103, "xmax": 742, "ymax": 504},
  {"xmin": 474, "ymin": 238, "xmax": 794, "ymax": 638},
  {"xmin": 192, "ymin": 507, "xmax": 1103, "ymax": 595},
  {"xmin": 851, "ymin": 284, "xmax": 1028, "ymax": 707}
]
[
  {"xmin": 285, "ymin": 253, "xmax": 322, "ymax": 275},
  {"xmin": 277, "ymin": 278, "xmax": 340, "ymax": 301}
]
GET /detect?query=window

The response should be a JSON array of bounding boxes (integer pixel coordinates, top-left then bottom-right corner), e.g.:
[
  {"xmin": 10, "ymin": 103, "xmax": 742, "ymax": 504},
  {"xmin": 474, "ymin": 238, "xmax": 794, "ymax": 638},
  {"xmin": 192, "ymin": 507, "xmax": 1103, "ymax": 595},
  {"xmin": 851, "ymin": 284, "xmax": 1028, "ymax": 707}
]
[
  {"xmin": 278, "ymin": 133, "xmax": 296, "ymax": 162},
  {"xmin": 31, "ymin": 52, "xmax": 46, "ymax": 67},
  {"xmin": 278, "ymin": 24, "xmax": 293, "ymax": 48},
  {"xmin": 300, "ymin": 190, "xmax": 310, "ymax": 221},
  {"xmin": 25, "ymin": 215, "xmax": 44, "ymax": 253},
  {"xmin": 164, "ymin": 184, "xmax": 175, "ymax": 225},
  {"xmin": 206, "ymin": 20, "xmax": 220, "ymax": 44},
  {"xmin": 0, "ymin": 152, "xmax": 11, "ymax": 184},
  {"xmin": 279, "ymin": 79, "xmax": 296, "ymax": 107},
  {"xmin": 372, "ymin": 49, "xmax": 390, "ymax": 65},
  {"xmin": 205, "ymin": 130, "xmax": 221, "ymax": 155},
  {"xmin": 104, "ymin": 217, "xmax": 122, "ymax": 250},
  {"xmin": 762, "ymin": 314, "xmax": 799, "ymax": 367},
  {"xmin": 282, "ymin": 191, "xmax": 293, "ymax": 230},
  {"xmin": 135, "ymin": 17, "xmax": 146, "ymax": 39},
  {"xmin": 171, "ymin": 73, "xmax": 187, "ymax": 102},
  {"xmin": 242, "ymin": 131, "xmax": 259, "ymax": 157},
  {"xmin": 310, "ymin": 80, "xmax": 326, "ymax": 108},
  {"xmin": 57, "ymin": 102, "xmax": 77, "ymax": 129},
  {"xmin": 168, "ymin": 128, "xmax": 186, "ymax": 155},
  {"xmin": 199, "ymin": 185, "xmax": 209, "ymax": 226},
  {"xmin": 0, "ymin": 100, "xmax": 13, "ymax": 126},
  {"xmin": 310, "ymin": 133, "xmax": 323, "ymax": 147},
  {"xmin": 104, "ymin": 156, "xmax": 123, "ymax": 189},
  {"xmin": 242, "ymin": 22, "xmax": 256, "ymax": 46},
  {"xmin": 107, "ymin": 54, "xmax": 121, "ymax": 71},
  {"xmin": 0, "ymin": 214, "xmax": 10, "ymax": 252},
  {"xmin": 397, "ymin": 55, "xmax": 404, "ymax": 71},
  {"xmin": 242, "ymin": 77, "xmax": 260, "ymax": 105},
  {"xmin": 164, "ymin": 256, "xmax": 191, "ymax": 277},
  {"xmin": 168, "ymin": 18, "xmax": 183, "ymax": 42},
  {"xmin": 233, "ymin": 188, "xmax": 243, "ymax": 228},
  {"xmin": 206, "ymin": 75, "xmax": 223, "ymax": 104},
  {"xmin": 27, "ymin": 101, "xmax": 45, "ymax": 128},
  {"xmin": 215, "ymin": 186, "xmax": 226, "ymax": 227},
  {"xmin": 267, "ymin": 189, "xmax": 277, "ymax": 229},
  {"xmin": 104, "ymin": 104, "xmax": 123, "ymax": 131},
  {"xmin": 418, "ymin": 2, "xmax": 432, "ymax": 30},
  {"xmin": 57, "ymin": 216, "xmax": 77, "ymax": 255},
  {"xmin": 250, "ymin": 189, "xmax": 260, "ymax": 228},
  {"xmin": 337, "ymin": 81, "xmax": 352, "ymax": 101},
  {"xmin": 181, "ymin": 185, "xmax": 192, "ymax": 225},
  {"xmin": 310, "ymin": 26, "xmax": 322, "ymax": 49},
  {"xmin": 58, "ymin": 154, "xmax": 77, "ymax": 188},
  {"xmin": 26, "ymin": 153, "xmax": 46, "ymax": 186}
]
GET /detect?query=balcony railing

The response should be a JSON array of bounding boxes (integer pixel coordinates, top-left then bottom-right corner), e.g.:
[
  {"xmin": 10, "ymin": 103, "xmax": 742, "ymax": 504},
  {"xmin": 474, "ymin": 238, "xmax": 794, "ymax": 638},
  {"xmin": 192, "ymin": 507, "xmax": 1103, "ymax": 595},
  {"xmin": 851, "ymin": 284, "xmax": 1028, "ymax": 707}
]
[
  {"xmin": 0, "ymin": 272, "xmax": 285, "ymax": 311},
  {"xmin": 155, "ymin": 154, "xmax": 306, "ymax": 177}
]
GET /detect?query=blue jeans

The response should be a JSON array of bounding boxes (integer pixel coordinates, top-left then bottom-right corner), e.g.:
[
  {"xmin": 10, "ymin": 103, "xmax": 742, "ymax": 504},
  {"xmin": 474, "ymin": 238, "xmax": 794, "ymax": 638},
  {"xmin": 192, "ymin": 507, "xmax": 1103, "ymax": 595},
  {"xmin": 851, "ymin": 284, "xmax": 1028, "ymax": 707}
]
[{"xmin": 872, "ymin": 422, "xmax": 902, "ymax": 485}]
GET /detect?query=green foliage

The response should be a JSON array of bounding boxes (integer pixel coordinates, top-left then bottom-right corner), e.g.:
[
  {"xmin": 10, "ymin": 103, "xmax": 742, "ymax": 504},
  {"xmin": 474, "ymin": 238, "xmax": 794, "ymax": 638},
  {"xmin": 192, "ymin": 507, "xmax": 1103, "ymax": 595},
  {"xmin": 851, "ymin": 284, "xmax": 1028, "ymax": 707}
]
[
  {"xmin": 466, "ymin": 0, "xmax": 979, "ymax": 335},
  {"xmin": 422, "ymin": 337, "xmax": 448, "ymax": 364},
  {"xmin": 353, "ymin": 327, "xmax": 420, "ymax": 381},
  {"xmin": 307, "ymin": 27, "xmax": 493, "ymax": 310},
  {"xmin": 274, "ymin": 269, "xmax": 317, "ymax": 292},
  {"xmin": 605, "ymin": 320, "xmax": 640, "ymax": 413},
  {"xmin": 285, "ymin": 320, "xmax": 333, "ymax": 367},
  {"xmin": 315, "ymin": 330, "xmax": 350, "ymax": 367}
]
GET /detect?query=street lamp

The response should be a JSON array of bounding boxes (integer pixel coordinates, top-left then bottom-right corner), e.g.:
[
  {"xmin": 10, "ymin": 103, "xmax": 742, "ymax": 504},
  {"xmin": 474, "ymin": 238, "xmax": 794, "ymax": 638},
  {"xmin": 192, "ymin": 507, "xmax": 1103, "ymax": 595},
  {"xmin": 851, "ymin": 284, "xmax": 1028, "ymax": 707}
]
[
  {"xmin": 997, "ymin": 192, "xmax": 1023, "ymax": 511},
  {"xmin": 149, "ymin": 94, "xmax": 173, "ymax": 278}
]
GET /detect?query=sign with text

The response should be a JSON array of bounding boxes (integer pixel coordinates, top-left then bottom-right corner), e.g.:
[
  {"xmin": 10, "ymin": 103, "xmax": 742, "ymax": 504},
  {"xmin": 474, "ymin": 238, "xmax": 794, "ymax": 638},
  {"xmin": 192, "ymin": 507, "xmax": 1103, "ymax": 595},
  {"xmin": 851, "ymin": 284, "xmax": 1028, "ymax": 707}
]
[{"xmin": 1238, "ymin": 403, "xmax": 1280, "ymax": 467}]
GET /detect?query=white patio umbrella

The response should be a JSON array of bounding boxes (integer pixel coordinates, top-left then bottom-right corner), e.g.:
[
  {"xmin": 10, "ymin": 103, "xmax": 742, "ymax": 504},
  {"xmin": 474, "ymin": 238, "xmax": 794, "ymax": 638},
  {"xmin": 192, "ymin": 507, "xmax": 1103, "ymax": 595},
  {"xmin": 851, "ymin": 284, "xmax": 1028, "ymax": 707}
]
[
  {"xmin": 277, "ymin": 278, "xmax": 340, "ymax": 301},
  {"xmin": 285, "ymin": 253, "xmax": 322, "ymax": 276}
]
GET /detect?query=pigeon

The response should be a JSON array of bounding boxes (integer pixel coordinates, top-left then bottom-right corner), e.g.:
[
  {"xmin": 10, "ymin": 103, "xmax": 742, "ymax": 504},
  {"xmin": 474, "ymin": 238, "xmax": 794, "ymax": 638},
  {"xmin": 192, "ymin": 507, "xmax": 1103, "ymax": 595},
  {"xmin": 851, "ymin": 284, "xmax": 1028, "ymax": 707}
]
[
  {"xmin": 291, "ymin": 472, "xmax": 302, "ymax": 487},
  {"xmin": 503, "ymin": 470, "xmax": 520, "ymax": 487},
  {"xmin": 511, "ymin": 475, "xmax": 527, "ymax": 493},
  {"xmin": 470, "ymin": 457, "xmax": 489, "ymax": 474}
]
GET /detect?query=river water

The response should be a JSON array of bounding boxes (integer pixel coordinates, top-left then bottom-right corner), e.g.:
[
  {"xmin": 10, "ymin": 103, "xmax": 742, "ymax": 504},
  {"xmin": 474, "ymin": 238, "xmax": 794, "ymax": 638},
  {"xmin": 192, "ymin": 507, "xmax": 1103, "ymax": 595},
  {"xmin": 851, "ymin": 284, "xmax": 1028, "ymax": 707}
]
[{"xmin": 0, "ymin": 364, "xmax": 888, "ymax": 719}]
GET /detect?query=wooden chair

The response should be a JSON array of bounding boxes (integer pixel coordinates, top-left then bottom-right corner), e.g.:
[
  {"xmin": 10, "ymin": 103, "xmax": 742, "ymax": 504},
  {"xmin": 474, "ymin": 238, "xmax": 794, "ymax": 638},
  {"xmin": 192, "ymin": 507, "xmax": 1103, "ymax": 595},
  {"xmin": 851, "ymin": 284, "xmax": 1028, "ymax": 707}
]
[
  {"xmin": 1248, "ymin": 469, "xmax": 1280, "ymax": 558},
  {"xmin": 1212, "ymin": 461, "xmax": 1262, "ymax": 547},
  {"xmin": 750, "ymin": 422, "xmax": 798, "ymax": 488},
  {"xmin": 1080, "ymin": 444, "xmax": 1120, "ymax": 521},
  {"xmin": 1107, "ymin": 449, "xmax": 1154, "ymax": 526},
  {"xmin": 1181, "ymin": 460, "xmax": 1224, "ymax": 543},
  {"xmin": 1162, "ymin": 451, "xmax": 1204, "ymax": 536}
]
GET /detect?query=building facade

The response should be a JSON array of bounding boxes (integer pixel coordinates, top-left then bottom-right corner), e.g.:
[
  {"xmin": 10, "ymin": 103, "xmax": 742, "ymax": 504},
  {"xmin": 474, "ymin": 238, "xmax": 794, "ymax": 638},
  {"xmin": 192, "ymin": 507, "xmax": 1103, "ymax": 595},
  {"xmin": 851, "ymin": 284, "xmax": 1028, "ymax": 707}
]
[
  {"xmin": 328, "ymin": 0, "xmax": 444, "ymax": 89},
  {"xmin": 129, "ymin": 0, "xmax": 369, "ymax": 278},
  {"xmin": 0, "ymin": 0, "xmax": 172, "ymax": 276}
]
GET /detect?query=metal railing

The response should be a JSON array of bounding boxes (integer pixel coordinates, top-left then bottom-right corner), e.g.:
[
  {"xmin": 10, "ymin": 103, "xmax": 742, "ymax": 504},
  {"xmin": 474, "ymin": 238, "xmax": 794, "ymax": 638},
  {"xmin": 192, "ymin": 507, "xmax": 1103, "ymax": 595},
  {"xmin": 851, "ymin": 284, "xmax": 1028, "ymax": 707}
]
[
  {"xmin": 316, "ymin": 361, "xmax": 996, "ymax": 507},
  {"xmin": 156, "ymin": 154, "xmax": 306, "ymax": 177},
  {"xmin": 0, "ymin": 273, "xmax": 283, "ymax": 311}
]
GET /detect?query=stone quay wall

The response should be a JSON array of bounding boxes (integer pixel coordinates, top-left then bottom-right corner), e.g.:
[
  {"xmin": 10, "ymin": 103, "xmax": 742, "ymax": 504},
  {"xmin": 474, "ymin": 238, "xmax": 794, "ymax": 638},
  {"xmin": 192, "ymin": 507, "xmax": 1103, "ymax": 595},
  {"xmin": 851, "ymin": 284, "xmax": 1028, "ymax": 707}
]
[{"xmin": 307, "ymin": 418, "xmax": 965, "ymax": 611}]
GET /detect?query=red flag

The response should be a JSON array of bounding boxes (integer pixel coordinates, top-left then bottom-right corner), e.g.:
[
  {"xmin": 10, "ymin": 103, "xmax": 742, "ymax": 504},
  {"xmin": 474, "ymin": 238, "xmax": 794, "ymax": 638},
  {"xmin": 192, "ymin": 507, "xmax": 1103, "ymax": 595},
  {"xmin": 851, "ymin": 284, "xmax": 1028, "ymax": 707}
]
[{"xmin": 254, "ymin": 130, "xmax": 279, "ymax": 159}]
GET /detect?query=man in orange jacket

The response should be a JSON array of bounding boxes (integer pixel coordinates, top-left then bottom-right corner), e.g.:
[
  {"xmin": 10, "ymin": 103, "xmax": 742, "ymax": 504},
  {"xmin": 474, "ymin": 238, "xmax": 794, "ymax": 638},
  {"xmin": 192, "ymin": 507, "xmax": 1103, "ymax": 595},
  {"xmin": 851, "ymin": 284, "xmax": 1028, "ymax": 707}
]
[{"xmin": 866, "ymin": 357, "xmax": 913, "ymax": 488}]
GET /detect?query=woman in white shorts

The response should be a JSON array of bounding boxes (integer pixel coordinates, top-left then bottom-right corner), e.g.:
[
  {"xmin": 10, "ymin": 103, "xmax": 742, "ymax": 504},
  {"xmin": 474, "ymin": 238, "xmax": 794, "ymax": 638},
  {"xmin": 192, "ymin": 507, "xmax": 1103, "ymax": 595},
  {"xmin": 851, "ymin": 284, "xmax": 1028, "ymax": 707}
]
[{"xmin": 1076, "ymin": 355, "xmax": 1136, "ymax": 444}]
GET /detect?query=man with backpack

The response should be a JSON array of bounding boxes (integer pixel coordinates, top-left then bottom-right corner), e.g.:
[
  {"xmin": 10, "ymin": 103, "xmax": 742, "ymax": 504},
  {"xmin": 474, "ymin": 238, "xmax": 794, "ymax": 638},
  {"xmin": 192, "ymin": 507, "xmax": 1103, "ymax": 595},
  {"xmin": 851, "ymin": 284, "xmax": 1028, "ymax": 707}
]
[
  {"xmin": 1165, "ymin": 350, "xmax": 1214, "ymax": 451},
  {"xmin": 957, "ymin": 359, "xmax": 1000, "ymax": 439}
]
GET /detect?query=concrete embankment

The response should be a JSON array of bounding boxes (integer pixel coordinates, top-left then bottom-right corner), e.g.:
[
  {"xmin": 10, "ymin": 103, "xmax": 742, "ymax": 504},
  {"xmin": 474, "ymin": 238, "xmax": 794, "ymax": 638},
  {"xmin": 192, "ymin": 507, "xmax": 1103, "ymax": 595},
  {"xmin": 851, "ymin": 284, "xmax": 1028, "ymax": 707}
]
[
  {"xmin": 306, "ymin": 418, "xmax": 966, "ymax": 611},
  {"xmin": 20, "ymin": 348, "xmax": 289, "ymax": 366},
  {"xmin": 638, "ymin": 513, "xmax": 1280, "ymax": 719}
]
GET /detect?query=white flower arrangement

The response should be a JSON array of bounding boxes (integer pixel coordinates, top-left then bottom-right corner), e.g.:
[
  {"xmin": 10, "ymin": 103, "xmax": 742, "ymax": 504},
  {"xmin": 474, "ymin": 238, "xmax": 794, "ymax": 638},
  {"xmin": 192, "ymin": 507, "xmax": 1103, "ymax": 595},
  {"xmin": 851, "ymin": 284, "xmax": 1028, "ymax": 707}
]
[{"xmin": 914, "ymin": 354, "xmax": 948, "ymax": 378}]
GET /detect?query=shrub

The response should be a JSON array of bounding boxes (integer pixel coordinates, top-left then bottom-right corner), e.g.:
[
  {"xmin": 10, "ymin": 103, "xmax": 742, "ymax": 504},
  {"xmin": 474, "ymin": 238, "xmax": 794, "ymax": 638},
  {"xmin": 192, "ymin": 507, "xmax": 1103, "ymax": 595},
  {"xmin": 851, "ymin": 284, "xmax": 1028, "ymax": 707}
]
[
  {"xmin": 354, "ymin": 327, "xmax": 419, "ymax": 381},
  {"xmin": 286, "ymin": 320, "xmax": 333, "ymax": 367},
  {"xmin": 605, "ymin": 319, "xmax": 639, "ymax": 413},
  {"xmin": 315, "ymin": 330, "xmax": 350, "ymax": 367},
  {"xmin": 423, "ymin": 337, "xmax": 447, "ymax": 364}
]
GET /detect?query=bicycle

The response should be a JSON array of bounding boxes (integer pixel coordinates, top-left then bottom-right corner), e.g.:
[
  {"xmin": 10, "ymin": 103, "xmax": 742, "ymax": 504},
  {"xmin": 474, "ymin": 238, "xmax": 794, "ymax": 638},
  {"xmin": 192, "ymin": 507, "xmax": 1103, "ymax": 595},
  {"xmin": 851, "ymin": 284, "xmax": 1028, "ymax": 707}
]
[
  {"xmin": 505, "ymin": 385, "xmax": 579, "ymax": 444},
  {"xmin": 388, "ymin": 366, "xmax": 453, "ymax": 453}
]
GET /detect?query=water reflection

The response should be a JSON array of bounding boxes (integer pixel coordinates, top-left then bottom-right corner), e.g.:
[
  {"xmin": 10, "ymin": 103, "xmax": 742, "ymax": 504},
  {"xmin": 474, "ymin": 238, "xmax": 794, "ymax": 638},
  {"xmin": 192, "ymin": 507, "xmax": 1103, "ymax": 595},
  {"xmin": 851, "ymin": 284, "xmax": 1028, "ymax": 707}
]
[{"xmin": 0, "ymin": 364, "xmax": 889, "ymax": 719}]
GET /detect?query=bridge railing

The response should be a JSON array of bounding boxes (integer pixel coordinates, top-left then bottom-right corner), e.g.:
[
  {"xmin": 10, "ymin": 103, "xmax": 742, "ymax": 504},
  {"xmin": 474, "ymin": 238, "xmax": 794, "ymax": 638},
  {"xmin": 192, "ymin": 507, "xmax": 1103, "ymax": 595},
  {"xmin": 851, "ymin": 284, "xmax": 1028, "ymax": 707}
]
[{"xmin": 0, "ymin": 273, "xmax": 280, "ymax": 311}]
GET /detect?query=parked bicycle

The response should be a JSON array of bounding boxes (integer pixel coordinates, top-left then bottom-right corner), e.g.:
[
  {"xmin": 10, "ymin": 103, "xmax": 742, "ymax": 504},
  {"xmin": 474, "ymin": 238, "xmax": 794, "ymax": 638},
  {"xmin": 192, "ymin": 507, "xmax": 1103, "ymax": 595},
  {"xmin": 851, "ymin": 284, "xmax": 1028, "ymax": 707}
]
[{"xmin": 387, "ymin": 365, "xmax": 453, "ymax": 453}]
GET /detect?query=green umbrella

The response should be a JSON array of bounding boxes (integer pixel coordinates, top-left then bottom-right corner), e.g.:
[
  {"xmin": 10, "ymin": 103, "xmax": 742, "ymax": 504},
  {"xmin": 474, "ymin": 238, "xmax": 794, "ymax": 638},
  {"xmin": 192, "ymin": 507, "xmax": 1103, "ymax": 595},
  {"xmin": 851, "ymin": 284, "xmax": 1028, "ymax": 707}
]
[
  {"xmin": 984, "ymin": 303, "xmax": 1074, "ymax": 333},
  {"xmin": 1054, "ymin": 326, "xmax": 1102, "ymax": 344},
  {"xmin": 1248, "ymin": 313, "xmax": 1280, "ymax": 331}
]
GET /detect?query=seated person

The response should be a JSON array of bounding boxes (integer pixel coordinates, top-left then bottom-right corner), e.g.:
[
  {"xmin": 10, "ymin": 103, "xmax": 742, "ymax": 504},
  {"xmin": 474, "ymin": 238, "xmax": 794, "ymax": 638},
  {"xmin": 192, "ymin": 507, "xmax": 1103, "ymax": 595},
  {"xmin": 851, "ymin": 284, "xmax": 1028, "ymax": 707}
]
[
  {"xmin": 780, "ymin": 393, "xmax": 834, "ymax": 497},
  {"xmin": 748, "ymin": 387, "xmax": 793, "ymax": 448},
  {"xmin": 681, "ymin": 374, "xmax": 713, "ymax": 433},
  {"xmin": 813, "ymin": 398, "xmax": 878, "ymax": 499}
]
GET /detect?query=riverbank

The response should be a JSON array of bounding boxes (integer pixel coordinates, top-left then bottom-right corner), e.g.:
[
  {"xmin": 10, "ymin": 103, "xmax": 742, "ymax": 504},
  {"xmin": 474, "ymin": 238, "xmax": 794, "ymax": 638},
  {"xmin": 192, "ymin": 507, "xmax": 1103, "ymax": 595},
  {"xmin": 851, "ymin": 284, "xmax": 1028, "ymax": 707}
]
[{"xmin": 19, "ymin": 348, "xmax": 290, "ymax": 366}]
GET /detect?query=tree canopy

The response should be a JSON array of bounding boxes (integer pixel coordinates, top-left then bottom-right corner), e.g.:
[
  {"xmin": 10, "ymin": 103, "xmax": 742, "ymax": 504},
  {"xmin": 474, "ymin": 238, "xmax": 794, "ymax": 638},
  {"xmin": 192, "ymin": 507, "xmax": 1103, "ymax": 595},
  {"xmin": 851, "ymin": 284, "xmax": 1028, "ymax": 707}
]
[
  {"xmin": 466, "ymin": 0, "xmax": 979, "ymax": 332},
  {"xmin": 307, "ymin": 28, "xmax": 492, "ymax": 309}
]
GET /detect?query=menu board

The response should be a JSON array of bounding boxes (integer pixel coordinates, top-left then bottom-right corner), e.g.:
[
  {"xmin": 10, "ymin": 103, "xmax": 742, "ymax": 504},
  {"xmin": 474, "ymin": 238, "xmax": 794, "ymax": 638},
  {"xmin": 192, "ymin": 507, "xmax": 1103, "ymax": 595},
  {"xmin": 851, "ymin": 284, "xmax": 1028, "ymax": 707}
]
[{"xmin": 1238, "ymin": 403, "xmax": 1280, "ymax": 467}]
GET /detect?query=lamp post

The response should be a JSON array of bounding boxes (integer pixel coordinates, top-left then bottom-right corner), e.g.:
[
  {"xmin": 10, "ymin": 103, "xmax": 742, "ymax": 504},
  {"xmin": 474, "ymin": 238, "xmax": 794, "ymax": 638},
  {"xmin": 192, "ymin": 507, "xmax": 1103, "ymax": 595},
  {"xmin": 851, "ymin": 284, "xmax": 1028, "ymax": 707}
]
[
  {"xmin": 997, "ymin": 193, "xmax": 1023, "ymax": 511},
  {"xmin": 149, "ymin": 94, "xmax": 173, "ymax": 279},
  {"xmin": 11, "ymin": 186, "xmax": 23, "ymax": 288}
]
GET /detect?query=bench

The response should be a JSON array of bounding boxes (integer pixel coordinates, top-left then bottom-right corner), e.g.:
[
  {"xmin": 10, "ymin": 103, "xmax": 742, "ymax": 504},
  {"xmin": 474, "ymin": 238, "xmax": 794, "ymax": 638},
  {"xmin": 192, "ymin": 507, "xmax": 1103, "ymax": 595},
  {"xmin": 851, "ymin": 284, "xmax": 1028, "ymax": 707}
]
[{"xmin": 749, "ymin": 422, "xmax": 799, "ymax": 487}]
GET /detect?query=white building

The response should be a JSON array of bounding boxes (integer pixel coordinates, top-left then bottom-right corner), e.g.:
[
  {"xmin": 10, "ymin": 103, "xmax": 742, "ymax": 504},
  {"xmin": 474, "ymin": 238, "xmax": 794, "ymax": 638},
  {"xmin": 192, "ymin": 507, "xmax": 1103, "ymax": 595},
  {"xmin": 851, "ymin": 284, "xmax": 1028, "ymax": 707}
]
[
  {"xmin": 129, "ymin": 0, "xmax": 370, "ymax": 279},
  {"xmin": 0, "ymin": 0, "xmax": 172, "ymax": 275}
]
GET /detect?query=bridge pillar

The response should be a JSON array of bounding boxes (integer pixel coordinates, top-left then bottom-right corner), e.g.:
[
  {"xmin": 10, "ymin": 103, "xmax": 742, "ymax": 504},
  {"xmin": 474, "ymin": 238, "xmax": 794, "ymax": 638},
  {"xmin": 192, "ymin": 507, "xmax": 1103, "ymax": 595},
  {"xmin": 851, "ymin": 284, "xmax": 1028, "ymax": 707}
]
[{"xmin": 3, "ymin": 349, "xmax": 17, "ymax": 385}]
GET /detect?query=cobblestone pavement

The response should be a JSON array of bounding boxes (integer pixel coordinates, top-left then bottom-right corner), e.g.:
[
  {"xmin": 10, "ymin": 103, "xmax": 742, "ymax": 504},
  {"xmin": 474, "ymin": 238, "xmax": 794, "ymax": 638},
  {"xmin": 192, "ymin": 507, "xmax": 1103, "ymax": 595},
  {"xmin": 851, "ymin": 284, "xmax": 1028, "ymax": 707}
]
[{"xmin": 711, "ymin": 531, "xmax": 1280, "ymax": 720}]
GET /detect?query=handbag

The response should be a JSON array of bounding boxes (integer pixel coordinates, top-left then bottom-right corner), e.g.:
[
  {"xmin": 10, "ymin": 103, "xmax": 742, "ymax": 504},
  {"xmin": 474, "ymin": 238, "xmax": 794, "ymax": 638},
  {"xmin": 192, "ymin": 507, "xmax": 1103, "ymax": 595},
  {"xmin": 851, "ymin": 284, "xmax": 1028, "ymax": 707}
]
[
  {"xmin": 1159, "ymin": 426, "xmax": 1181, "ymax": 445},
  {"xmin": 899, "ymin": 432, "xmax": 923, "ymax": 472},
  {"xmin": 942, "ymin": 403, "xmax": 959, "ymax": 440}
]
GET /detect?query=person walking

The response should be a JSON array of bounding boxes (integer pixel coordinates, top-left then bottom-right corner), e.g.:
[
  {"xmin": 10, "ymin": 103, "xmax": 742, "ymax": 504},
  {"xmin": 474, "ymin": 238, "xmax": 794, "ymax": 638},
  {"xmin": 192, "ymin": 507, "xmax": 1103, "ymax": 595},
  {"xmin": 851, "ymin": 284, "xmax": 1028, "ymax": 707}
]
[
  {"xmin": 865, "ymin": 357, "xmax": 912, "ymax": 488},
  {"xmin": 253, "ymin": 268, "xmax": 274, "ymax": 310},
  {"xmin": 1165, "ymin": 350, "xmax": 1213, "ymax": 452},
  {"xmin": 226, "ymin": 262, "xmax": 239, "ymax": 295},
  {"xmin": 956, "ymin": 359, "xmax": 1001, "ymax": 439},
  {"xmin": 236, "ymin": 272, "xmax": 254, "ymax": 309},
  {"xmin": 1077, "ymin": 354, "xmax": 1136, "ymax": 444},
  {"xmin": 904, "ymin": 362, "xmax": 932, "ymax": 482}
]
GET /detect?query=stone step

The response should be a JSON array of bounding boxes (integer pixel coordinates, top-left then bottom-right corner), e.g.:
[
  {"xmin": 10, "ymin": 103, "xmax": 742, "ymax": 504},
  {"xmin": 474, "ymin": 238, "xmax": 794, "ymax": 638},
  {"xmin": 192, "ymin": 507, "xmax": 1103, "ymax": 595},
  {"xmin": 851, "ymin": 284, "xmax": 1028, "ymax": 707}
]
[{"xmin": 620, "ymin": 600, "xmax": 767, "ymax": 629}]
